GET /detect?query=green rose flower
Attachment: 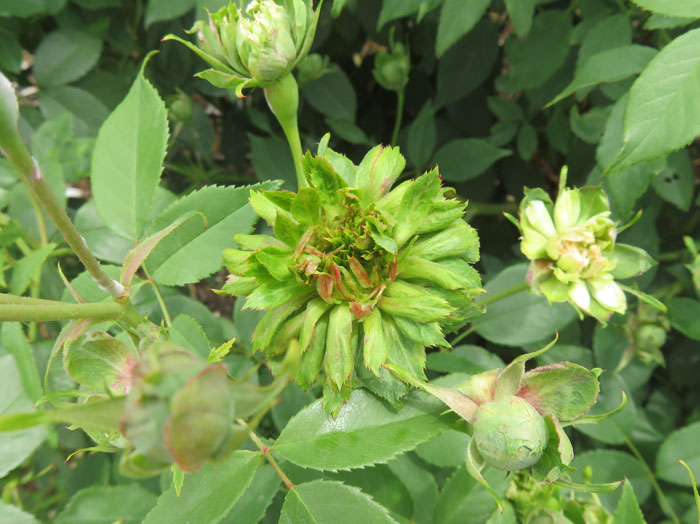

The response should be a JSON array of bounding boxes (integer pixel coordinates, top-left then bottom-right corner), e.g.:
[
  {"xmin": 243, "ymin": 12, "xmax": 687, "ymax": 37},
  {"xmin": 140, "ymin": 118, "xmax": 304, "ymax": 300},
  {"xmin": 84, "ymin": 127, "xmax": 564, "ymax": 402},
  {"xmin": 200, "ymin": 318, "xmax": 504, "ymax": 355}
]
[
  {"xmin": 221, "ymin": 134, "xmax": 484, "ymax": 413},
  {"xmin": 164, "ymin": 0, "xmax": 322, "ymax": 96},
  {"xmin": 515, "ymin": 168, "xmax": 656, "ymax": 322}
]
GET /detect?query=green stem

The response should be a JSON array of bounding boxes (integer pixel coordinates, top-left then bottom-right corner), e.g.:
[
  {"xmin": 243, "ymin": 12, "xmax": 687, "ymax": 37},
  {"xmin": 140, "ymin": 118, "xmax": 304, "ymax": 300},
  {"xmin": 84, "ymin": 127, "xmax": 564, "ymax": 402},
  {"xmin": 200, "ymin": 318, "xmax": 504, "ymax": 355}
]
[
  {"xmin": 147, "ymin": 270, "xmax": 172, "ymax": 328},
  {"xmin": 624, "ymin": 435, "xmax": 680, "ymax": 524},
  {"xmin": 264, "ymin": 74, "xmax": 306, "ymax": 188},
  {"xmin": 390, "ymin": 88, "xmax": 405, "ymax": 147},
  {"xmin": 248, "ymin": 428, "xmax": 294, "ymax": 490},
  {"xmin": 1, "ymin": 131, "xmax": 124, "ymax": 299},
  {"xmin": 0, "ymin": 301, "xmax": 126, "ymax": 322}
]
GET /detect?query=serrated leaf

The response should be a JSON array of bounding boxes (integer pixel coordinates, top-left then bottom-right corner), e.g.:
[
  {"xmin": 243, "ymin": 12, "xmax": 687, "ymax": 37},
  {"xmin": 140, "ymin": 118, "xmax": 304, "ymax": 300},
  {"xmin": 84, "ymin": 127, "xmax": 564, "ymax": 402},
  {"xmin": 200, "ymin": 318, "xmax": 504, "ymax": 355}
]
[
  {"xmin": 631, "ymin": 0, "xmax": 700, "ymax": 17},
  {"xmin": 280, "ymin": 480, "xmax": 399, "ymax": 524},
  {"xmin": 145, "ymin": 184, "xmax": 270, "ymax": 286},
  {"xmin": 612, "ymin": 28, "xmax": 700, "ymax": 169},
  {"xmin": 91, "ymin": 70, "xmax": 168, "ymax": 241},
  {"xmin": 436, "ymin": 0, "xmax": 490, "ymax": 57},
  {"xmin": 273, "ymin": 389, "xmax": 455, "ymax": 470},
  {"xmin": 142, "ymin": 451, "xmax": 259, "ymax": 524},
  {"xmin": 549, "ymin": 45, "xmax": 657, "ymax": 106},
  {"xmin": 222, "ymin": 465, "xmax": 280, "ymax": 524},
  {"xmin": 612, "ymin": 479, "xmax": 648, "ymax": 524}
]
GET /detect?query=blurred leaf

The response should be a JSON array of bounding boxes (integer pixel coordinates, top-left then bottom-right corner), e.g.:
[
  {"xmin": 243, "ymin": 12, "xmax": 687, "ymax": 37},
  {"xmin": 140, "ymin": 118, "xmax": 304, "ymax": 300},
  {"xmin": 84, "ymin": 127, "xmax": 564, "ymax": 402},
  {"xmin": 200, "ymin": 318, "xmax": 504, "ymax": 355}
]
[
  {"xmin": 504, "ymin": 0, "xmax": 535, "ymax": 36},
  {"xmin": 40, "ymin": 85, "xmax": 109, "ymax": 137},
  {"xmin": 578, "ymin": 14, "xmax": 632, "ymax": 67},
  {"xmin": 550, "ymin": 45, "xmax": 657, "ymax": 106},
  {"xmin": 436, "ymin": 0, "xmax": 490, "ymax": 57},
  {"xmin": 434, "ymin": 138, "xmax": 511, "ymax": 182},
  {"xmin": 612, "ymin": 28, "xmax": 700, "ymax": 169},
  {"xmin": 651, "ymin": 150, "xmax": 695, "ymax": 211},
  {"xmin": 143, "ymin": 451, "xmax": 260, "ymax": 524},
  {"xmin": 145, "ymin": 0, "xmax": 195, "ymax": 26},
  {"xmin": 9, "ymin": 243, "xmax": 55, "ymax": 296},
  {"xmin": 415, "ymin": 429, "xmax": 469, "ymax": 468},
  {"xmin": 516, "ymin": 124, "xmax": 537, "ymax": 161},
  {"xmin": 407, "ymin": 100, "xmax": 436, "ymax": 168},
  {"xmin": 0, "ymin": 355, "xmax": 46, "ymax": 479},
  {"xmin": 302, "ymin": 69, "xmax": 356, "ymax": 121},
  {"xmin": 249, "ymin": 133, "xmax": 296, "ymax": 190},
  {"xmin": 91, "ymin": 70, "xmax": 168, "ymax": 240},
  {"xmin": 435, "ymin": 465, "xmax": 510, "ymax": 524},
  {"xmin": 1, "ymin": 323, "xmax": 42, "ymax": 403},
  {"xmin": 377, "ymin": 0, "xmax": 441, "ymax": 29},
  {"xmin": 669, "ymin": 297, "xmax": 700, "ymax": 340},
  {"xmin": 631, "ymin": 0, "xmax": 700, "ymax": 17},
  {"xmin": 503, "ymin": 10, "xmax": 572, "ymax": 90},
  {"xmin": 33, "ymin": 29, "xmax": 102, "ymax": 86},
  {"xmin": 280, "ymin": 480, "xmax": 398, "ymax": 524},
  {"xmin": 274, "ymin": 389, "xmax": 456, "ymax": 470},
  {"xmin": 171, "ymin": 314, "xmax": 210, "ymax": 359},
  {"xmin": 570, "ymin": 450, "xmax": 651, "ymax": 511},
  {"xmin": 54, "ymin": 485, "xmax": 157, "ymax": 524},
  {"xmin": 325, "ymin": 118, "xmax": 370, "ymax": 145},
  {"xmin": 0, "ymin": 502, "xmax": 39, "ymax": 524},
  {"xmin": 387, "ymin": 453, "xmax": 438, "ymax": 524},
  {"xmin": 472, "ymin": 264, "xmax": 576, "ymax": 346},
  {"xmin": 0, "ymin": 30, "xmax": 22, "ymax": 73},
  {"xmin": 436, "ymin": 21, "xmax": 498, "ymax": 108},
  {"xmin": 570, "ymin": 105, "xmax": 611, "ymax": 144},
  {"xmin": 74, "ymin": 201, "xmax": 134, "ymax": 264},
  {"xmin": 656, "ymin": 421, "xmax": 700, "ymax": 486}
]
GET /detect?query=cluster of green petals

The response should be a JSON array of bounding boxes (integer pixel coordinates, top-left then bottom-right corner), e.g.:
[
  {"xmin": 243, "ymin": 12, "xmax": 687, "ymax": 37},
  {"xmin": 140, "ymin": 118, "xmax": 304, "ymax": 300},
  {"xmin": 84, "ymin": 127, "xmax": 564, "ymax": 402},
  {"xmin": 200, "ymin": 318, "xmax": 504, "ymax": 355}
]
[
  {"xmin": 518, "ymin": 171, "xmax": 652, "ymax": 322},
  {"xmin": 221, "ymin": 134, "xmax": 483, "ymax": 412},
  {"xmin": 164, "ymin": 0, "xmax": 321, "ymax": 96}
]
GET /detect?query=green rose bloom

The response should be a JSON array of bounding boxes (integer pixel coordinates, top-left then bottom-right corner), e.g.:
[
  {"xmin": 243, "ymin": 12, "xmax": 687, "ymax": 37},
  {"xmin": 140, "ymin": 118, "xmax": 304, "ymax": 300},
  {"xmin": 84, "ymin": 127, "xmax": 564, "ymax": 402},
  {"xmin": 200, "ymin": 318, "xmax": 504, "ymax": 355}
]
[
  {"xmin": 516, "ymin": 168, "xmax": 656, "ymax": 322},
  {"xmin": 221, "ymin": 134, "xmax": 484, "ymax": 413}
]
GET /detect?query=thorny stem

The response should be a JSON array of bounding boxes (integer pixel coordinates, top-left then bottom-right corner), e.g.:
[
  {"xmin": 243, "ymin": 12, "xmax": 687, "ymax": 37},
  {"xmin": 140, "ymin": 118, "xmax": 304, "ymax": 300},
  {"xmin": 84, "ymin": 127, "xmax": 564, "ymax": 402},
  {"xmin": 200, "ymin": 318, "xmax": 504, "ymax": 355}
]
[
  {"xmin": 390, "ymin": 88, "xmax": 405, "ymax": 147},
  {"xmin": 624, "ymin": 435, "xmax": 680, "ymax": 524},
  {"xmin": 248, "ymin": 428, "xmax": 295, "ymax": 490},
  {"xmin": 1, "ymin": 131, "xmax": 124, "ymax": 300}
]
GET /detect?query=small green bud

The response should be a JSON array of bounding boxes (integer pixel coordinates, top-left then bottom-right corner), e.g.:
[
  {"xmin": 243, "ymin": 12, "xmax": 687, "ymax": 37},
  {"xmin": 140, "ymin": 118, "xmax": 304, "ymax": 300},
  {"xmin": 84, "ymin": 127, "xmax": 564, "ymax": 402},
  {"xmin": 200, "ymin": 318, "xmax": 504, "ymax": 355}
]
[
  {"xmin": 472, "ymin": 396, "xmax": 548, "ymax": 471},
  {"xmin": 373, "ymin": 41, "xmax": 409, "ymax": 92},
  {"xmin": 296, "ymin": 53, "xmax": 330, "ymax": 85},
  {"xmin": 166, "ymin": 92, "xmax": 193, "ymax": 124}
]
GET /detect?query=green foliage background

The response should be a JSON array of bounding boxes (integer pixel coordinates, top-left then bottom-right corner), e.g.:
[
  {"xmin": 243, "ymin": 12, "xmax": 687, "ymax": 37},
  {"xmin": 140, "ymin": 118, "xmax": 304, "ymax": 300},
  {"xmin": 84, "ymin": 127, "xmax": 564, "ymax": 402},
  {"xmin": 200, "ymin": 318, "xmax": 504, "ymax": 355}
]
[{"xmin": 0, "ymin": 0, "xmax": 699, "ymax": 522}]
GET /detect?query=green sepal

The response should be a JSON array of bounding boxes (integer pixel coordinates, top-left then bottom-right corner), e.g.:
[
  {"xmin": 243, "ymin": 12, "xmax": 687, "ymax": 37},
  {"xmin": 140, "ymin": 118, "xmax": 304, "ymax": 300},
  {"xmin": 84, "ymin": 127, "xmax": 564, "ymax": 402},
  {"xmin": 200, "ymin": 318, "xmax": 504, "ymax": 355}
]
[
  {"xmin": 244, "ymin": 278, "xmax": 311, "ymax": 310},
  {"xmin": 399, "ymin": 256, "xmax": 477, "ymax": 290},
  {"xmin": 553, "ymin": 477, "xmax": 622, "ymax": 494},
  {"xmin": 609, "ymin": 243, "xmax": 656, "ymax": 279},
  {"xmin": 63, "ymin": 331, "xmax": 133, "ymax": 393},
  {"xmin": 297, "ymin": 312, "xmax": 329, "ymax": 389},
  {"xmin": 119, "ymin": 449, "xmax": 170, "ymax": 479},
  {"xmin": 299, "ymin": 298, "xmax": 333, "ymax": 351},
  {"xmin": 274, "ymin": 212, "xmax": 304, "ymax": 247},
  {"xmin": 255, "ymin": 246, "xmax": 292, "ymax": 281},
  {"xmin": 618, "ymin": 284, "xmax": 667, "ymax": 313},
  {"xmin": 393, "ymin": 316, "xmax": 448, "ymax": 347},
  {"xmin": 249, "ymin": 189, "xmax": 291, "ymax": 225},
  {"xmin": 222, "ymin": 248, "xmax": 252, "ymax": 275},
  {"xmin": 518, "ymin": 361, "xmax": 600, "ymax": 422},
  {"xmin": 302, "ymin": 153, "xmax": 346, "ymax": 208},
  {"xmin": 409, "ymin": 220, "xmax": 480, "ymax": 262},
  {"xmin": 355, "ymin": 144, "xmax": 406, "ymax": 204},
  {"xmin": 324, "ymin": 304, "xmax": 356, "ymax": 389},
  {"xmin": 195, "ymin": 68, "xmax": 251, "ymax": 91},
  {"xmin": 322, "ymin": 380, "xmax": 353, "ymax": 417},
  {"xmin": 292, "ymin": 187, "xmax": 322, "ymax": 225},
  {"xmin": 466, "ymin": 437, "xmax": 504, "ymax": 513},
  {"xmin": 563, "ymin": 390, "xmax": 627, "ymax": 427},
  {"xmin": 494, "ymin": 334, "xmax": 558, "ymax": 400},
  {"xmin": 269, "ymin": 310, "xmax": 306, "ymax": 355},
  {"xmin": 362, "ymin": 307, "xmax": 389, "ymax": 374},
  {"xmin": 380, "ymin": 280, "xmax": 454, "ymax": 321},
  {"xmin": 393, "ymin": 169, "xmax": 441, "ymax": 247},
  {"xmin": 531, "ymin": 414, "xmax": 575, "ymax": 483},
  {"xmin": 317, "ymin": 133, "xmax": 356, "ymax": 184},
  {"xmin": 219, "ymin": 275, "xmax": 258, "ymax": 296},
  {"xmin": 234, "ymin": 233, "xmax": 287, "ymax": 251},
  {"xmin": 251, "ymin": 293, "xmax": 311, "ymax": 352}
]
